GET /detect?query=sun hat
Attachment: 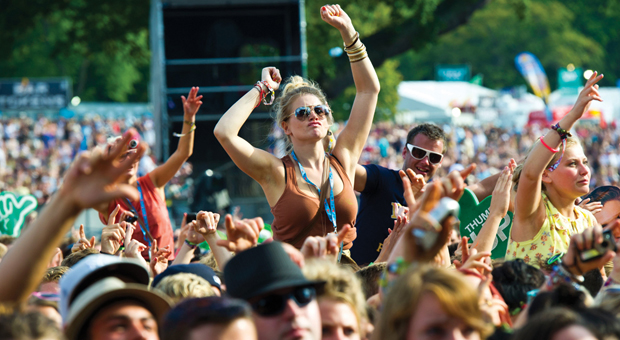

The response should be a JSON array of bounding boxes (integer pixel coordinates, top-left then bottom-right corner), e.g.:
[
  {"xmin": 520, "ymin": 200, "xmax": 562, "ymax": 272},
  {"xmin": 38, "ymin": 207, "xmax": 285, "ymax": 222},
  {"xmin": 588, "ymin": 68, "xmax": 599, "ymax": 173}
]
[
  {"xmin": 59, "ymin": 254, "xmax": 149, "ymax": 323},
  {"xmin": 64, "ymin": 276, "xmax": 171, "ymax": 340}
]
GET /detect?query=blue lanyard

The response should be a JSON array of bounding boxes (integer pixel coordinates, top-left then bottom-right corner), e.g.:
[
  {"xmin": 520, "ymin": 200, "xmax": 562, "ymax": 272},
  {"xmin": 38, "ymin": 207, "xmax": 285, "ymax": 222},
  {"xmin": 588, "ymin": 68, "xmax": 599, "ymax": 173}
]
[
  {"xmin": 291, "ymin": 151, "xmax": 337, "ymax": 233},
  {"xmin": 124, "ymin": 182, "xmax": 151, "ymax": 247}
]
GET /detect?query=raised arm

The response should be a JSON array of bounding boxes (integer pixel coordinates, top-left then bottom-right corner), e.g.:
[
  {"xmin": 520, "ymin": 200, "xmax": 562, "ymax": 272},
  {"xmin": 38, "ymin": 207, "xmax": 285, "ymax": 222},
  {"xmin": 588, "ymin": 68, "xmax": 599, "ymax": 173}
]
[
  {"xmin": 324, "ymin": 5, "xmax": 381, "ymax": 178},
  {"xmin": 0, "ymin": 130, "xmax": 144, "ymax": 303},
  {"xmin": 214, "ymin": 68, "xmax": 284, "ymax": 185},
  {"xmin": 150, "ymin": 87, "xmax": 200, "ymax": 188},
  {"xmin": 512, "ymin": 72, "xmax": 603, "ymax": 241},
  {"xmin": 472, "ymin": 163, "xmax": 514, "ymax": 254}
]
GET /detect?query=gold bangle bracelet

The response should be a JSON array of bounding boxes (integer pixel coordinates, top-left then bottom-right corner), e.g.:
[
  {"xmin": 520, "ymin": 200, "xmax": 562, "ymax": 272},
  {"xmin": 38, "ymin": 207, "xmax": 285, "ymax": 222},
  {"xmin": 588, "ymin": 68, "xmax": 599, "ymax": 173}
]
[
  {"xmin": 345, "ymin": 43, "xmax": 365, "ymax": 54},
  {"xmin": 349, "ymin": 54, "xmax": 368, "ymax": 63},
  {"xmin": 347, "ymin": 49, "xmax": 367, "ymax": 60}
]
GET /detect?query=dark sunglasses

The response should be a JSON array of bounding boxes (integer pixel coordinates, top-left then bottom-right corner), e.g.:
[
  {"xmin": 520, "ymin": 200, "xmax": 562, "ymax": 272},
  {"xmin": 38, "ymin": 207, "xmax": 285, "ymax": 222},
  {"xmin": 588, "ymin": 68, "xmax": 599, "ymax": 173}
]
[
  {"xmin": 406, "ymin": 144, "xmax": 443, "ymax": 164},
  {"xmin": 251, "ymin": 286, "xmax": 316, "ymax": 317},
  {"xmin": 293, "ymin": 105, "xmax": 331, "ymax": 120}
]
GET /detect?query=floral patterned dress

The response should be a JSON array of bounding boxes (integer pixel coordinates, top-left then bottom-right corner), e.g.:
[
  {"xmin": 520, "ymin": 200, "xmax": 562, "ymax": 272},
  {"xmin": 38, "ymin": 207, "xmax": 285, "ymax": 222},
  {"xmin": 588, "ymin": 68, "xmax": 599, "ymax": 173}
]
[{"xmin": 506, "ymin": 192, "xmax": 596, "ymax": 268}]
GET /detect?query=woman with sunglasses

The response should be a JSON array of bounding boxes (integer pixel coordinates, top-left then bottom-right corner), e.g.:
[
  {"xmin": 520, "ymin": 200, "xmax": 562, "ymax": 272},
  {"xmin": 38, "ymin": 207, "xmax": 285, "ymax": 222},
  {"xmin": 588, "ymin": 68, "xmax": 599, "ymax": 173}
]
[
  {"xmin": 506, "ymin": 72, "xmax": 604, "ymax": 267},
  {"xmin": 214, "ymin": 4, "xmax": 379, "ymax": 252}
]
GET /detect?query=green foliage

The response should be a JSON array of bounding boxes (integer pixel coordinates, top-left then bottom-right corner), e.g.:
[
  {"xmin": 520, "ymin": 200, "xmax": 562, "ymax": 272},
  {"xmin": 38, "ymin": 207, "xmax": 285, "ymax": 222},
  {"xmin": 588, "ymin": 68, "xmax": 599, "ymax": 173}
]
[
  {"xmin": 397, "ymin": 0, "xmax": 606, "ymax": 91},
  {"xmin": 0, "ymin": 0, "xmax": 150, "ymax": 102}
]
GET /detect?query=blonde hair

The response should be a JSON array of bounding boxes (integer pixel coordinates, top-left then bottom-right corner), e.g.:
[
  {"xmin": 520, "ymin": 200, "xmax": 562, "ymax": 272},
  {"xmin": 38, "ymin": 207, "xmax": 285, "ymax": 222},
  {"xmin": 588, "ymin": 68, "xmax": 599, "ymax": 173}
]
[
  {"xmin": 512, "ymin": 135, "xmax": 582, "ymax": 191},
  {"xmin": 273, "ymin": 76, "xmax": 333, "ymax": 154},
  {"xmin": 303, "ymin": 259, "xmax": 368, "ymax": 337},
  {"xmin": 373, "ymin": 265, "xmax": 493, "ymax": 340},
  {"xmin": 154, "ymin": 273, "xmax": 215, "ymax": 304}
]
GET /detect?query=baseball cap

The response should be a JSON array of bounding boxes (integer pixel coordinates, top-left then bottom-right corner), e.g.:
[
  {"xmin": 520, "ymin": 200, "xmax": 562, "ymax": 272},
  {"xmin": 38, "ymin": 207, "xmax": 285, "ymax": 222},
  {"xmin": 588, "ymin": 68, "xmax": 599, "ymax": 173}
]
[{"xmin": 151, "ymin": 264, "xmax": 221, "ymax": 292}]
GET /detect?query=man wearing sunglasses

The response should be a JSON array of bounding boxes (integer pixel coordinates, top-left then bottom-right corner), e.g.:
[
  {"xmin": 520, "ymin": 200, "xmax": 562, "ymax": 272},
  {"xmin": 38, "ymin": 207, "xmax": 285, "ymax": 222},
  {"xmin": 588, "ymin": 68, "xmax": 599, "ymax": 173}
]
[
  {"xmin": 352, "ymin": 124, "xmax": 500, "ymax": 265},
  {"xmin": 224, "ymin": 242, "xmax": 323, "ymax": 340}
]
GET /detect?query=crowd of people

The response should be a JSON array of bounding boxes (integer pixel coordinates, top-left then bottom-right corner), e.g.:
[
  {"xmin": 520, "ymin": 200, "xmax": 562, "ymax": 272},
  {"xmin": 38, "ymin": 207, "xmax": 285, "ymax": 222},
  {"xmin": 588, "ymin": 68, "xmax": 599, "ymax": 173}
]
[{"xmin": 2, "ymin": 4, "xmax": 620, "ymax": 340}]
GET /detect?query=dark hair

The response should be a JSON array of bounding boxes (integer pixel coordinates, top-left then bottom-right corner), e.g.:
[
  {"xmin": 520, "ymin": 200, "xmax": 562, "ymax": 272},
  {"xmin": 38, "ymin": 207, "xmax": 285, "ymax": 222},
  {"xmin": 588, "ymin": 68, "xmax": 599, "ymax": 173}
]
[
  {"xmin": 528, "ymin": 283, "xmax": 587, "ymax": 318},
  {"xmin": 356, "ymin": 263, "xmax": 387, "ymax": 299},
  {"xmin": 61, "ymin": 248, "xmax": 100, "ymax": 268},
  {"xmin": 583, "ymin": 269, "xmax": 603, "ymax": 298},
  {"xmin": 583, "ymin": 186, "xmax": 620, "ymax": 205},
  {"xmin": 406, "ymin": 124, "xmax": 448, "ymax": 153},
  {"xmin": 578, "ymin": 307, "xmax": 620, "ymax": 339},
  {"xmin": 491, "ymin": 259, "xmax": 545, "ymax": 312},
  {"xmin": 512, "ymin": 307, "xmax": 594, "ymax": 340},
  {"xmin": 160, "ymin": 296, "xmax": 252, "ymax": 340}
]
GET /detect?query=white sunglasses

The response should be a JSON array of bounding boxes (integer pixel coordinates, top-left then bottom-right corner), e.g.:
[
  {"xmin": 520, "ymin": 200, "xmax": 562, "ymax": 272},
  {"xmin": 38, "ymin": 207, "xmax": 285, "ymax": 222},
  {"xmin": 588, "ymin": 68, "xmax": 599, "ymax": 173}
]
[{"xmin": 406, "ymin": 144, "xmax": 443, "ymax": 164}]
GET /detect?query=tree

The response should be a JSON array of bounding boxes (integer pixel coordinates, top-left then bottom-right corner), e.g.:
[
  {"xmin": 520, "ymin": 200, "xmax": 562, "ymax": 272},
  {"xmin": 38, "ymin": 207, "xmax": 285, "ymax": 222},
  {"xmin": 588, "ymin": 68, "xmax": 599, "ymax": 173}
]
[
  {"xmin": 304, "ymin": 0, "xmax": 493, "ymax": 119},
  {"xmin": 0, "ymin": 0, "xmax": 150, "ymax": 102},
  {"xmin": 397, "ymin": 0, "xmax": 606, "ymax": 91}
]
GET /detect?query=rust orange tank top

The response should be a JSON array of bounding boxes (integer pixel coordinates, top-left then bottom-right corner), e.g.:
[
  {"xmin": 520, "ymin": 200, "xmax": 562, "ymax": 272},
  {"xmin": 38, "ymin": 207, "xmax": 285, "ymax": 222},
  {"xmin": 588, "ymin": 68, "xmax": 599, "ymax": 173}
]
[{"xmin": 271, "ymin": 155, "xmax": 358, "ymax": 249}]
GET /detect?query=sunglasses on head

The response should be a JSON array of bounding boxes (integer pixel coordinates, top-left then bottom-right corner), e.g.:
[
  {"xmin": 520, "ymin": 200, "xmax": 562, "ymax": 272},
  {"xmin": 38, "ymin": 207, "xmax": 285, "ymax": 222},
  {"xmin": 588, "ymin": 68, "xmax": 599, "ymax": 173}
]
[
  {"xmin": 406, "ymin": 144, "xmax": 443, "ymax": 164},
  {"xmin": 293, "ymin": 105, "xmax": 331, "ymax": 120},
  {"xmin": 251, "ymin": 286, "xmax": 316, "ymax": 317}
]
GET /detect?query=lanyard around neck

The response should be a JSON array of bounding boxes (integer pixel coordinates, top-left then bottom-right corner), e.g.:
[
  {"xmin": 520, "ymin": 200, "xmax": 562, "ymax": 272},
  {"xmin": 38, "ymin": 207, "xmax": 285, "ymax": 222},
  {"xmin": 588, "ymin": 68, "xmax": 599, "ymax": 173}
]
[
  {"xmin": 124, "ymin": 182, "xmax": 152, "ymax": 248},
  {"xmin": 290, "ymin": 151, "xmax": 337, "ymax": 233}
]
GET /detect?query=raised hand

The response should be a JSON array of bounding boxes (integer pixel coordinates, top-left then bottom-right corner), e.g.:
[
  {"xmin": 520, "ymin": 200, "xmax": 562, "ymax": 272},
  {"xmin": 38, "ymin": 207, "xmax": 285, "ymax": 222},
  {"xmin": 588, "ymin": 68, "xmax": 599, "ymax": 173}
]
[
  {"xmin": 376, "ymin": 212, "xmax": 408, "ymax": 263},
  {"xmin": 570, "ymin": 71, "xmax": 604, "ymax": 120},
  {"xmin": 181, "ymin": 87, "xmax": 202, "ymax": 118},
  {"xmin": 193, "ymin": 211, "xmax": 220, "ymax": 237},
  {"xmin": 100, "ymin": 205, "xmax": 129, "ymax": 254},
  {"xmin": 400, "ymin": 169, "xmax": 425, "ymax": 200},
  {"xmin": 300, "ymin": 224, "xmax": 351, "ymax": 261},
  {"xmin": 457, "ymin": 248, "xmax": 492, "ymax": 274},
  {"xmin": 124, "ymin": 223, "xmax": 148, "ymax": 266},
  {"xmin": 71, "ymin": 224, "xmax": 95, "ymax": 253},
  {"xmin": 320, "ymin": 4, "xmax": 354, "ymax": 34},
  {"xmin": 488, "ymin": 164, "xmax": 514, "ymax": 219},
  {"xmin": 440, "ymin": 164, "xmax": 476, "ymax": 201},
  {"xmin": 390, "ymin": 180, "xmax": 455, "ymax": 263},
  {"xmin": 562, "ymin": 221, "xmax": 619, "ymax": 276},
  {"xmin": 216, "ymin": 214, "xmax": 263, "ymax": 253},
  {"xmin": 261, "ymin": 67, "xmax": 282, "ymax": 92},
  {"xmin": 59, "ymin": 129, "xmax": 145, "ymax": 210},
  {"xmin": 577, "ymin": 198, "xmax": 604, "ymax": 215},
  {"xmin": 149, "ymin": 239, "xmax": 171, "ymax": 277}
]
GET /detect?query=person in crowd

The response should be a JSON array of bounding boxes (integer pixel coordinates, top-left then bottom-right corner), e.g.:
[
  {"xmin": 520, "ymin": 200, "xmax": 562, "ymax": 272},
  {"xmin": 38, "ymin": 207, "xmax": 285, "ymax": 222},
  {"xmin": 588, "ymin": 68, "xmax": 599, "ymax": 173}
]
[
  {"xmin": 303, "ymin": 259, "xmax": 370, "ymax": 340},
  {"xmin": 95, "ymin": 87, "xmax": 202, "ymax": 260},
  {"xmin": 491, "ymin": 259, "xmax": 545, "ymax": 323},
  {"xmin": 151, "ymin": 263, "xmax": 222, "ymax": 296},
  {"xmin": 373, "ymin": 265, "xmax": 494, "ymax": 340},
  {"xmin": 224, "ymin": 241, "xmax": 323, "ymax": 340},
  {"xmin": 152, "ymin": 273, "xmax": 214, "ymax": 305},
  {"xmin": 582, "ymin": 185, "xmax": 620, "ymax": 229},
  {"xmin": 0, "ymin": 311, "xmax": 64, "ymax": 340},
  {"xmin": 214, "ymin": 4, "xmax": 380, "ymax": 255},
  {"xmin": 511, "ymin": 308, "xmax": 597, "ymax": 340},
  {"xmin": 160, "ymin": 296, "xmax": 257, "ymax": 340},
  {"xmin": 507, "ymin": 72, "xmax": 604, "ymax": 266},
  {"xmin": 64, "ymin": 276, "xmax": 171, "ymax": 340},
  {"xmin": 352, "ymin": 123, "xmax": 504, "ymax": 265}
]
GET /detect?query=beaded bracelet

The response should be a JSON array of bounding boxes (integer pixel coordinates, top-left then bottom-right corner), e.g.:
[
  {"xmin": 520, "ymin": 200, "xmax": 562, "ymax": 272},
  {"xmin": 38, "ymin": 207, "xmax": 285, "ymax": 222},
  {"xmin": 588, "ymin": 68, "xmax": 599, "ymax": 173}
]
[
  {"xmin": 551, "ymin": 123, "xmax": 572, "ymax": 139},
  {"xmin": 539, "ymin": 136, "xmax": 559, "ymax": 153},
  {"xmin": 260, "ymin": 80, "xmax": 275, "ymax": 106},
  {"xmin": 253, "ymin": 82, "xmax": 265, "ymax": 108}
]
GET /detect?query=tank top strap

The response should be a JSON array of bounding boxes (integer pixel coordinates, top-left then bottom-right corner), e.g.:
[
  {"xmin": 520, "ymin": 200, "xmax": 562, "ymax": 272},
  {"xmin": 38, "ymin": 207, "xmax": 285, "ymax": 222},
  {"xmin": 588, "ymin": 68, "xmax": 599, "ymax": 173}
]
[
  {"xmin": 328, "ymin": 154, "xmax": 351, "ymax": 185},
  {"xmin": 281, "ymin": 155, "xmax": 298, "ymax": 189}
]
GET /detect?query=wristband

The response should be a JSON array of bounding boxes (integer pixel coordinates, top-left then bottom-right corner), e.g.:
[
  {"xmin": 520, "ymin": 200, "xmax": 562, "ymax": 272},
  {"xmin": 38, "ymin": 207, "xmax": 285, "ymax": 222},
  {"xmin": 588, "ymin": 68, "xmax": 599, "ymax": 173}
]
[
  {"xmin": 185, "ymin": 239, "xmax": 198, "ymax": 249},
  {"xmin": 539, "ymin": 136, "xmax": 559, "ymax": 153}
]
